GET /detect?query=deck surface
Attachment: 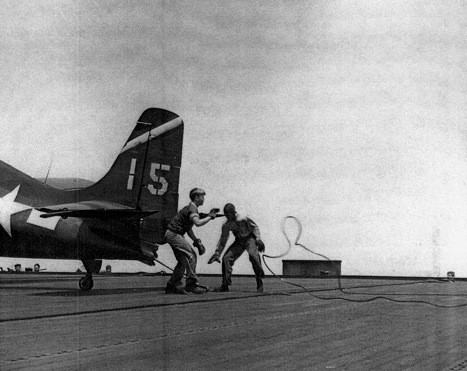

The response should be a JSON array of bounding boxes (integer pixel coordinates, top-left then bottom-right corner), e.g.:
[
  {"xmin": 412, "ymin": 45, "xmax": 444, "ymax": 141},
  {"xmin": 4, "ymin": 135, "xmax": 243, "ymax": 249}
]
[{"xmin": 1, "ymin": 273, "xmax": 467, "ymax": 370}]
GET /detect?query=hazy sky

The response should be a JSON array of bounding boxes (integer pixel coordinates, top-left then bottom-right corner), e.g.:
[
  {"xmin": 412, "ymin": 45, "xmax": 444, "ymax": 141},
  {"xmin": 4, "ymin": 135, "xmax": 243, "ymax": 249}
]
[{"xmin": 1, "ymin": 0, "xmax": 466, "ymax": 277}]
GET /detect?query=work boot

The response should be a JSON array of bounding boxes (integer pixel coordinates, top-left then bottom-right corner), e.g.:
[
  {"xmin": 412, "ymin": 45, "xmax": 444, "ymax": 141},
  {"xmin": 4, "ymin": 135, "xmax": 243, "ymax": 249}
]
[
  {"xmin": 213, "ymin": 284, "xmax": 229, "ymax": 292},
  {"xmin": 256, "ymin": 278, "xmax": 264, "ymax": 293},
  {"xmin": 165, "ymin": 283, "xmax": 189, "ymax": 295},
  {"xmin": 185, "ymin": 286, "xmax": 208, "ymax": 294},
  {"xmin": 185, "ymin": 279, "xmax": 209, "ymax": 294}
]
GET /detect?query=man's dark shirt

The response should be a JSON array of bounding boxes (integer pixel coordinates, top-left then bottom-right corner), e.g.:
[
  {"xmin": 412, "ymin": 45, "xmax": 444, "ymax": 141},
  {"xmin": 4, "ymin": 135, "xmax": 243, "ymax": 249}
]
[{"xmin": 167, "ymin": 202, "xmax": 199, "ymax": 235}]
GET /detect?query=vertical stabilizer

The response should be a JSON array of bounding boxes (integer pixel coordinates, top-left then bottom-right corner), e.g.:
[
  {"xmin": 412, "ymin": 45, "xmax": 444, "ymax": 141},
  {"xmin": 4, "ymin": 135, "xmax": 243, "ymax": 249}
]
[{"xmin": 78, "ymin": 108, "xmax": 183, "ymax": 242}]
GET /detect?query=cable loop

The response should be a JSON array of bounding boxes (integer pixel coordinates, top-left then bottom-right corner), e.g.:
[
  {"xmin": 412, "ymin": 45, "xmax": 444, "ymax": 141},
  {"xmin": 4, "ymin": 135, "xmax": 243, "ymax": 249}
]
[{"xmin": 261, "ymin": 216, "xmax": 467, "ymax": 308}]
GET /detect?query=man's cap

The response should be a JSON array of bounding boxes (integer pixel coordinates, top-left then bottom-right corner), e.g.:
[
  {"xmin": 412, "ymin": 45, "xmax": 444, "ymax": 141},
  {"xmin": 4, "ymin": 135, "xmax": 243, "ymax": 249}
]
[{"xmin": 223, "ymin": 203, "xmax": 236, "ymax": 214}]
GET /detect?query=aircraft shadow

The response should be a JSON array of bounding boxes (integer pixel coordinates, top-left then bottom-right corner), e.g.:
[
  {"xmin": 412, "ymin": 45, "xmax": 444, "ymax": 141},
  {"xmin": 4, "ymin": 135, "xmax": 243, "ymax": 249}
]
[
  {"xmin": 0, "ymin": 278, "xmax": 79, "ymax": 285},
  {"xmin": 32, "ymin": 287, "xmax": 166, "ymax": 296}
]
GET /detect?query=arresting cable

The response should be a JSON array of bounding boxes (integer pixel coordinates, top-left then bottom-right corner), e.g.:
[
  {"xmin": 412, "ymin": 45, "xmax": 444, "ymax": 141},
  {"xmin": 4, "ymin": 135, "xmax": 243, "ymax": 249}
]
[{"xmin": 262, "ymin": 216, "xmax": 467, "ymax": 308}]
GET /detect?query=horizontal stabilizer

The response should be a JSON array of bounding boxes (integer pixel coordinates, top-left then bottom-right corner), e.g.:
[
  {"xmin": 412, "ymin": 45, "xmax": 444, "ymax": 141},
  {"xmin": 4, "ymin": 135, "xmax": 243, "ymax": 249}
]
[{"xmin": 38, "ymin": 208, "xmax": 159, "ymax": 220}]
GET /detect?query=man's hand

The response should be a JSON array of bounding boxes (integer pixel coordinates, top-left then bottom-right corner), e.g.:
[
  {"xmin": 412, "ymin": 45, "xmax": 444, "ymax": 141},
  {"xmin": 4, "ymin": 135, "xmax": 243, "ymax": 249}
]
[
  {"xmin": 208, "ymin": 208, "xmax": 219, "ymax": 219},
  {"xmin": 199, "ymin": 208, "xmax": 221, "ymax": 219},
  {"xmin": 256, "ymin": 240, "xmax": 265, "ymax": 253},
  {"xmin": 193, "ymin": 239, "xmax": 206, "ymax": 255},
  {"xmin": 208, "ymin": 252, "xmax": 221, "ymax": 264}
]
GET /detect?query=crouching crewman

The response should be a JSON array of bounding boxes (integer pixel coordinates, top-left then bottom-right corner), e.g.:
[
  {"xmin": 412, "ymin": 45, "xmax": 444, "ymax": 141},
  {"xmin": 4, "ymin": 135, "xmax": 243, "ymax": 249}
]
[{"xmin": 208, "ymin": 203, "xmax": 265, "ymax": 292}]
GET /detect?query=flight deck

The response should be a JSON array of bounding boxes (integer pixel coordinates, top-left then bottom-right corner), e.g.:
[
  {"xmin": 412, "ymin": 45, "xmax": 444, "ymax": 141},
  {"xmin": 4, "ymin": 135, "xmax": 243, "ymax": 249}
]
[{"xmin": 1, "ymin": 273, "xmax": 467, "ymax": 370}]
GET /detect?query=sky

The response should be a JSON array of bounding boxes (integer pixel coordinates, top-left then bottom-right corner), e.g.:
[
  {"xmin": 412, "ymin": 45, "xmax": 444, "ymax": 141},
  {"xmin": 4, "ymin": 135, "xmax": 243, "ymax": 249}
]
[{"xmin": 1, "ymin": 0, "xmax": 466, "ymax": 278}]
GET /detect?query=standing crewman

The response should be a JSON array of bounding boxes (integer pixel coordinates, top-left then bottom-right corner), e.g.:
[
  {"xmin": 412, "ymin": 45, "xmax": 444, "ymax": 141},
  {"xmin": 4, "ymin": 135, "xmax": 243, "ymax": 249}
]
[
  {"xmin": 165, "ymin": 188, "xmax": 217, "ymax": 294},
  {"xmin": 208, "ymin": 203, "xmax": 265, "ymax": 292}
]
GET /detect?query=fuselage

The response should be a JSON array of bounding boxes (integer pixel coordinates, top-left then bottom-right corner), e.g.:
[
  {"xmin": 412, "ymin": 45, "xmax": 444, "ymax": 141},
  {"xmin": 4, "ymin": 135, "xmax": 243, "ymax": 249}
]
[{"xmin": 0, "ymin": 161, "xmax": 154, "ymax": 263}]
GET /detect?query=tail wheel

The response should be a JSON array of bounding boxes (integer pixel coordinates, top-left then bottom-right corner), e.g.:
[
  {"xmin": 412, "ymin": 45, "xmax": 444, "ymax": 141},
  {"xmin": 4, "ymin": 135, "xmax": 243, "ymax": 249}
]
[{"xmin": 79, "ymin": 275, "xmax": 94, "ymax": 291}]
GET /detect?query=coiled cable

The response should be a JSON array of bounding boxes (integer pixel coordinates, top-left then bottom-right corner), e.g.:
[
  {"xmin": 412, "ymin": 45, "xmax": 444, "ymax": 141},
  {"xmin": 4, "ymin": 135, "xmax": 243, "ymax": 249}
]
[{"xmin": 262, "ymin": 216, "xmax": 467, "ymax": 308}]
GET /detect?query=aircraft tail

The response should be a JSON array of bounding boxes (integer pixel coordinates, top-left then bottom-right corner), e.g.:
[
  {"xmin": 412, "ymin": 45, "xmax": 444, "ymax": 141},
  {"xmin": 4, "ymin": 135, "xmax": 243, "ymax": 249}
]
[{"xmin": 78, "ymin": 108, "xmax": 184, "ymax": 243}]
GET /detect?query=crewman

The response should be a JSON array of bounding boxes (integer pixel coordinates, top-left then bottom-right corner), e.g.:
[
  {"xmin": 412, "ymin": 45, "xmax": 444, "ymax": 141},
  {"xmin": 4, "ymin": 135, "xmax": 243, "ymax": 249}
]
[
  {"xmin": 208, "ymin": 203, "xmax": 265, "ymax": 292},
  {"xmin": 165, "ymin": 188, "xmax": 217, "ymax": 294}
]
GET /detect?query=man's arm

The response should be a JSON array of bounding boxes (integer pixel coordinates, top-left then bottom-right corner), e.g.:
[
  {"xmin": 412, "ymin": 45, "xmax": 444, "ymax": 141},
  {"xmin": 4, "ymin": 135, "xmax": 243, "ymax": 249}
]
[
  {"xmin": 187, "ymin": 228, "xmax": 206, "ymax": 255},
  {"xmin": 216, "ymin": 223, "xmax": 230, "ymax": 255},
  {"xmin": 247, "ymin": 218, "xmax": 261, "ymax": 241},
  {"xmin": 248, "ymin": 218, "xmax": 265, "ymax": 252},
  {"xmin": 191, "ymin": 208, "xmax": 217, "ymax": 227},
  {"xmin": 208, "ymin": 223, "xmax": 230, "ymax": 264},
  {"xmin": 187, "ymin": 228, "xmax": 197, "ymax": 242}
]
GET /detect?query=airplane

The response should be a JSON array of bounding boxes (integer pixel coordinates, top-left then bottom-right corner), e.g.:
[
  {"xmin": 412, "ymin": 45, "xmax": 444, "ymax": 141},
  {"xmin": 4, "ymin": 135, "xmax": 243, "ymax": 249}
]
[{"xmin": 0, "ymin": 108, "xmax": 184, "ymax": 291}]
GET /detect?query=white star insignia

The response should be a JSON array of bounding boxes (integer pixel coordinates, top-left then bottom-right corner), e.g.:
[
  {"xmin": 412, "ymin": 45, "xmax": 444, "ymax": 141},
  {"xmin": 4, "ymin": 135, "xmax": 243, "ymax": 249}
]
[{"xmin": 0, "ymin": 185, "xmax": 32, "ymax": 237}]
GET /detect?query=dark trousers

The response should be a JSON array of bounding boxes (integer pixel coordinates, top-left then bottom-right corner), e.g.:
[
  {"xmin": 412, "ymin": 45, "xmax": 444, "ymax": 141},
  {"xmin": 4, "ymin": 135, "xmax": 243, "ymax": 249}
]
[{"xmin": 222, "ymin": 236, "xmax": 264, "ymax": 286}]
